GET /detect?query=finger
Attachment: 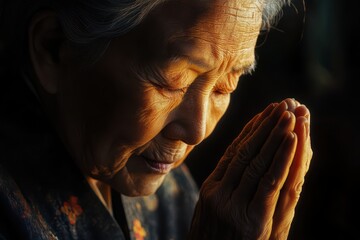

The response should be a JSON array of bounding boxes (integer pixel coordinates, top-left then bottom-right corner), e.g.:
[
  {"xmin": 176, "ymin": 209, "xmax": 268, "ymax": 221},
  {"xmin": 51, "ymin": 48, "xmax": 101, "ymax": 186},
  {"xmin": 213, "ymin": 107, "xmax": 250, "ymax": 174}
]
[
  {"xmin": 236, "ymin": 103, "xmax": 280, "ymax": 147},
  {"xmin": 209, "ymin": 113, "xmax": 260, "ymax": 182},
  {"xmin": 233, "ymin": 111, "xmax": 296, "ymax": 203},
  {"xmin": 283, "ymin": 98, "xmax": 297, "ymax": 113},
  {"xmin": 241, "ymin": 103, "xmax": 280, "ymax": 145},
  {"xmin": 209, "ymin": 103, "xmax": 278, "ymax": 182},
  {"xmin": 294, "ymin": 104, "xmax": 310, "ymax": 120},
  {"xmin": 295, "ymin": 105, "xmax": 311, "ymax": 172},
  {"xmin": 245, "ymin": 131, "xmax": 297, "ymax": 237},
  {"xmin": 270, "ymin": 116, "xmax": 312, "ymax": 239},
  {"xmin": 218, "ymin": 102, "xmax": 289, "ymax": 190},
  {"xmin": 293, "ymin": 99, "xmax": 300, "ymax": 107},
  {"xmin": 224, "ymin": 114, "xmax": 261, "ymax": 158}
]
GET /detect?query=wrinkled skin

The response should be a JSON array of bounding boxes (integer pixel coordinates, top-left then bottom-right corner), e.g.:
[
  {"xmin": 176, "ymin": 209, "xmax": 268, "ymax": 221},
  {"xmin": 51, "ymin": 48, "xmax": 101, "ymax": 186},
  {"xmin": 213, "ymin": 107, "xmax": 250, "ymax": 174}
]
[
  {"xmin": 30, "ymin": 0, "xmax": 264, "ymax": 196},
  {"xmin": 188, "ymin": 98, "xmax": 312, "ymax": 239},
  {"xmin": 28, "ymin": 0, "xmax": 313, "ymax": 238}
]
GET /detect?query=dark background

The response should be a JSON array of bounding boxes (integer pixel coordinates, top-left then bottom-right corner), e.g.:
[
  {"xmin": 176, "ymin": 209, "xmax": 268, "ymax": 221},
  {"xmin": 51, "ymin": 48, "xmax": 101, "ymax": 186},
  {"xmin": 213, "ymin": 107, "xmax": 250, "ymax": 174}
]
[{"xmin": 185, "ymin": 0, "xmax": 360, "ymax": 239}]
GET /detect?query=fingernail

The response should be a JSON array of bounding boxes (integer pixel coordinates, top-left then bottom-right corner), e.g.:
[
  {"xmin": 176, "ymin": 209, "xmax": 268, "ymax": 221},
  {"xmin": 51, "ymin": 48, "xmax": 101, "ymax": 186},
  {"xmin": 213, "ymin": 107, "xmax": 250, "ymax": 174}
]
[
  {"xmin": 280, "ymin": 111, "xmax": 291, "ymax": 127},
  {"xmin": 283, "ymin": 111, "xmax": 291, "ymax": 119},
  {"xmin": 281, "ymin": 100, "xmax": 288, "ymax": 110}
]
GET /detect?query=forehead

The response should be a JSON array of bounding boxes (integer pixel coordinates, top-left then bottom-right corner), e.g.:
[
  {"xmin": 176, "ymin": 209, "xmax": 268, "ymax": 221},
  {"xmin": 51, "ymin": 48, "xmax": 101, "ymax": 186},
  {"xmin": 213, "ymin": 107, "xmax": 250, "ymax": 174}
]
[
  {"xmin": 190, "ymin": 0, "xmax": 263, "ymax": 47},
  {"xmin": 130, "ymin": 0, "xmax": 263, "ymax": 66},
  {"xmin": 173, "ymin": 1, "xmax": 262, "ymax": 64}
]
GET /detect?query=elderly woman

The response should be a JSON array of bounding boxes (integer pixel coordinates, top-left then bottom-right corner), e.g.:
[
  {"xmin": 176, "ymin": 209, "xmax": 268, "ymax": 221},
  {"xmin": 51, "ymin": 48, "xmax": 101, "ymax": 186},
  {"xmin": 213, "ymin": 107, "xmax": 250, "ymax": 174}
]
[{"xmin": 0, "ymin": 0, "xmax": 312, "ymax": 239}]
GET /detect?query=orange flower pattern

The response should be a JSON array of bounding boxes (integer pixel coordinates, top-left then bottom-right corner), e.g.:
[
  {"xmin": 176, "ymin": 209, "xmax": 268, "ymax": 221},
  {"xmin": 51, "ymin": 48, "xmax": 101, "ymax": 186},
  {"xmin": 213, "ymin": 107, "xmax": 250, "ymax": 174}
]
[
  {"xmin": 133, "ymin": 219, "xmax": 147, "ymax": 240},
  {"xmin": 60, "ymin": 195, "xmax": 83, "ymax": 225}
]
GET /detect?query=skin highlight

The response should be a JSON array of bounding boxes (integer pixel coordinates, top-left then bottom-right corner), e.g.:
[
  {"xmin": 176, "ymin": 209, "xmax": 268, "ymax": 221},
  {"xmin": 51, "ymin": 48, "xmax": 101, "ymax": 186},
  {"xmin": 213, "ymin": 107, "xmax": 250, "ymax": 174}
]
[
  {"xmin": 29, "ymin": 0, "xmax": 263, "ymax": 197},
  {"xmin": 26, "ymin": 0, "xmax": 313, "ymax": 238}
]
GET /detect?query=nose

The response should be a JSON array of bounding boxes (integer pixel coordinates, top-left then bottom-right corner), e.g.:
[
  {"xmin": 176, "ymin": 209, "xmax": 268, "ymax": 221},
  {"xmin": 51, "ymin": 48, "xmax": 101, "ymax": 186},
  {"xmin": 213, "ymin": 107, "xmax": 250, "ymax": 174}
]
[{"xmin": 162, "ymin": 94, "xmax": 208, "ymax": 146}]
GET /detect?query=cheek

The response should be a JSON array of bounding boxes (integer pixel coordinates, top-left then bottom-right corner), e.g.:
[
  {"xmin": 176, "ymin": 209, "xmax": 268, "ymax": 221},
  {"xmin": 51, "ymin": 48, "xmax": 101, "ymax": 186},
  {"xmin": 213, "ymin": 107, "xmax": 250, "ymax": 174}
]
[
  {"xmin": 205, "ymin": 94, "xmax": 231, "ymax": 137},
  {"xmin": 104, "ymin": 85, "xmax": 184, "ymax": 154},
  {"xmin": 130, "ymin": 89, "xmax": 175, "ymax": 141}
]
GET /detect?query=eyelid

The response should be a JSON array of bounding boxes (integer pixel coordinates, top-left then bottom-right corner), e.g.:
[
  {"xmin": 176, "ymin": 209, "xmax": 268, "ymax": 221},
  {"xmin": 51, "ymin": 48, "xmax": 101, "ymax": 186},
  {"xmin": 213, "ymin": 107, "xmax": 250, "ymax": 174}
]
[
  {"xmin": 138, "ymin": 65, "xmax": 176, "ymax": 89},
  {"xmin": 156, "ymin": 81, "xmax": 188, "ymax": 99},
  {"xmin": 214, "ymin": 73, "xmax": 241, "ymax": 94},
  {"xmin": 148, "ymin": 69, "xmax": 190, "ymax": 94}
]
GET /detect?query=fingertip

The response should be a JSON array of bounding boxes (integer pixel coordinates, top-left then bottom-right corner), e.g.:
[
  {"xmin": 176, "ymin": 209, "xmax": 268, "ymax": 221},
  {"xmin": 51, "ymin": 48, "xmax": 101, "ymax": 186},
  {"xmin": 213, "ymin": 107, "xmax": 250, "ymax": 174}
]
[
  {"xmin": 278, "ymin": 111, "xmax": 296, "ymax": 130},
  {"xmin": 283, "ymin": 98, "xmax": 297, "ymax": 112},
  {"xmin": 294, "ymin": 98, "xmax": 300, "ymax": 107},
  {"xmin": 264, "ymin": 102, "xmax": 279, "ymax": 114},
  {"xmin": 279, "ymin": 111, "xmax": 291, "ymax": 126},
  {"xmin": 278, "ymin": 100, "xmax": 288, "ymax": 111},
  {"xmin": 295, "ymin": 105, "xmax": 310, "ymax": 119}
]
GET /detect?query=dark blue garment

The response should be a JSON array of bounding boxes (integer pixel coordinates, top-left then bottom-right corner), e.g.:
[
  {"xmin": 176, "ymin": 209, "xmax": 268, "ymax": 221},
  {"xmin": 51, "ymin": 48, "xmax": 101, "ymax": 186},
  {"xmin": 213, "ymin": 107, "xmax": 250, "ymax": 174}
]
[{"xmin": 0, "ymin": 72, "xmax": 199, "ymax": 240}]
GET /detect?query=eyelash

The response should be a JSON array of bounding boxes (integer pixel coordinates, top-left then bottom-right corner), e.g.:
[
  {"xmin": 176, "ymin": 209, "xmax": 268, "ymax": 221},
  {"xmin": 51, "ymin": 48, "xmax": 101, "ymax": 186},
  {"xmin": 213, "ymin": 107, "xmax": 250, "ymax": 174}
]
[
  {"xmin": 161, "ymin": 75, "xmax": 192, "ymax": 98},
  {"xmin": 152, "ymin": 81, "xmax": 188, "ymax": 98},
  {"xmin": 157, "ymin": 86, "xmax": 188, "ymax": 98},
  {"xmin": 212, "ymin": 73, "xmax": 243, "ymax": 96},
  {"xmin": 212, "ymin": 88, "xmax": 232, "ymax": 97},
  {"xmin": 148, "ymin": 68, "xmax": 243, "ymax": 98}
]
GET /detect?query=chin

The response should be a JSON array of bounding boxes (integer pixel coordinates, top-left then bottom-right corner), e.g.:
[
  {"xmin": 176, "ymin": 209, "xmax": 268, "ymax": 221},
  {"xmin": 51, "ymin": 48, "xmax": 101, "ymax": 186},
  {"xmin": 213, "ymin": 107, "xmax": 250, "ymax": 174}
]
[{"xmin": 107, "ymin": 168, "xmax": 167, "ymax": 197}]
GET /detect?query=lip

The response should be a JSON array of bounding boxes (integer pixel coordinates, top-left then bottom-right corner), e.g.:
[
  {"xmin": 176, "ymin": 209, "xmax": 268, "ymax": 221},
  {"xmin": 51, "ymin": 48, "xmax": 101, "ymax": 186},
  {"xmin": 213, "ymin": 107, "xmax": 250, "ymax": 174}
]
[{"xmin": 142, "ymin": 156, "xmax": 174, "ymax": 174}]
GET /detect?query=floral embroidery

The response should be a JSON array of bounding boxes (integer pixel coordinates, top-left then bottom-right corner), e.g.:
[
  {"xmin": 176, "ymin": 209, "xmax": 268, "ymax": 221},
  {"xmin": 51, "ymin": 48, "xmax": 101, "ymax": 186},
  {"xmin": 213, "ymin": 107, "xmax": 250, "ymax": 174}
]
[
  {"xmin": 133, "ymin": 219, "xmax": 147, "ymax": 240},
  {"xmin": 60, "ymin": 195, "xmax": 83, "ymax": 225}
]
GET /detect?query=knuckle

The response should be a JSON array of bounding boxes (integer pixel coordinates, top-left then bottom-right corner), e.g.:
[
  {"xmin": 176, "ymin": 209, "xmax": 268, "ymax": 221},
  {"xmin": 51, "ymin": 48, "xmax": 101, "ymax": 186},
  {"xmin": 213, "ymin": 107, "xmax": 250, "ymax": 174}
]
[
  {"xmin": 248, "ymin": 155, "xmax": 266, "ymax": 176},
  {"xmin": 231, "ymin": 141, "xmax": 253, "ymax": 167},
  {"xmin": 232, "ymin": 153, "xmax": 250, "ymax": 168},
  {"xmin": 260, "ymin": 173, "xmax": 281, "ymax": 192},
  {"xmin": 287, "ymin": 179, "xmax": 304, "ymax": 201},
  {"xmin": 224, "ymin": 144, "xmax": 237, "ymax": 158},
  {"xmin": 238, "ymin": 141, "xmax": 252, "ymax": 159}
]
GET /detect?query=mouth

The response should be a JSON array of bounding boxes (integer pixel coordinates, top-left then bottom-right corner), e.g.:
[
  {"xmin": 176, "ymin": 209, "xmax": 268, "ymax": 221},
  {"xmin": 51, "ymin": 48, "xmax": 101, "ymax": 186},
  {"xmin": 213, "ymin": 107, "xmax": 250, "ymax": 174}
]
[{"xmin": 142, "ymin": 156, "xmax": 175, "ymax": 174}]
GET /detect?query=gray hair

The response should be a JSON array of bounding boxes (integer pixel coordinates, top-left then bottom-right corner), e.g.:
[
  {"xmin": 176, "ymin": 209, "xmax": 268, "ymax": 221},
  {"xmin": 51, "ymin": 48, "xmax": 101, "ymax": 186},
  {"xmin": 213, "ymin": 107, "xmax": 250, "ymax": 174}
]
[
  {"xmin": 57, "ymin": 0, "xmax": 166, "ymax": 44},
  {"xmin": 262, "ymin": 0, "xmax": 292, "ymax": 30},
  {"xmin": 57, "ymin": 0, "xmax": 290, "ymax": 44},
  {"xmin": 0, "ymin": 0, "xmax": 291, "ymax": 68}
]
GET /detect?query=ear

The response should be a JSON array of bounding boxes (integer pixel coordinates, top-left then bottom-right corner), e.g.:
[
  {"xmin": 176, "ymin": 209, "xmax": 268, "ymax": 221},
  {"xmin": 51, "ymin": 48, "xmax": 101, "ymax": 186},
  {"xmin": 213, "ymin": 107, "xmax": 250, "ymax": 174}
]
[{"xmin": 28, "ymin": 10, "xmax": 67, "ymax": 94}]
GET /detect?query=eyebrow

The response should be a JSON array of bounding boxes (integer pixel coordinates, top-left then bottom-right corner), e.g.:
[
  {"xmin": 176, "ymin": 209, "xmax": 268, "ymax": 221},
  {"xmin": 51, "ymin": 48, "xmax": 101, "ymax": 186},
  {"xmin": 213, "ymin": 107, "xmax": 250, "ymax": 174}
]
[
  {"xmin": 232, "ymin": 60, "xmax": 257, "ymax": 75},
  {"xmin": 169, "ymin": 54, "xmax": 212, "ymax": 71},
  {"xmin": 186, "ymin": 56, "xmax": 212, "ymax": 70},
  {"xmin": 173, "ymin": 55, "xmax": 257, "ymax": 75}
]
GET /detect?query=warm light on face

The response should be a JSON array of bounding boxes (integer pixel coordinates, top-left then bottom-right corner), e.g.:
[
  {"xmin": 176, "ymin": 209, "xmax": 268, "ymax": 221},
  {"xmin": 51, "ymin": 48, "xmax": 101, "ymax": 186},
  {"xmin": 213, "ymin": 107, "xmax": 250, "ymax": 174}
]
[{"xmin": 55, "ymin": 0, "xmax": 263, "ymax": 196}]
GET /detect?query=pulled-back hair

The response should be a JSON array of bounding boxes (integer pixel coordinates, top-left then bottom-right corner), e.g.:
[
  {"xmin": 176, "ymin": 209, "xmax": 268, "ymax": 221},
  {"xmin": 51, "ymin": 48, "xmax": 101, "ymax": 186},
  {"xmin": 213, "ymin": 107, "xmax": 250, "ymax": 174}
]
[{"xmin": 0, "ymin": 0, "xmax": 291, "ymax": 71}]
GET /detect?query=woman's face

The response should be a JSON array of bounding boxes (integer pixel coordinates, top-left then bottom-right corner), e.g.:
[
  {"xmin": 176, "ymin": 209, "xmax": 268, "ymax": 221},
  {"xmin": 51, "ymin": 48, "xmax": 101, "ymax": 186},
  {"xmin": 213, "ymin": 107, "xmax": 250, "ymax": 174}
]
[{"xmin": 55, "ymin": 0, "xmax": 263, "ymax": 196}]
